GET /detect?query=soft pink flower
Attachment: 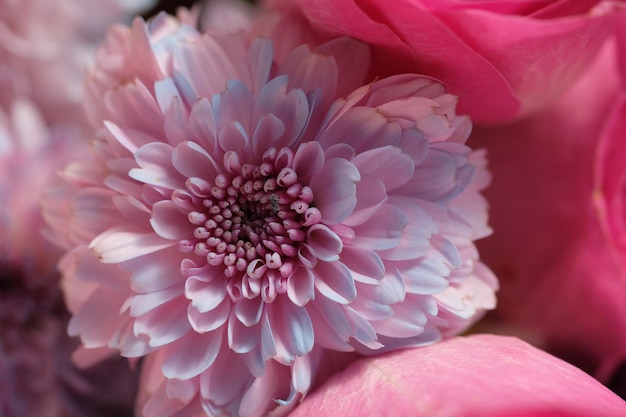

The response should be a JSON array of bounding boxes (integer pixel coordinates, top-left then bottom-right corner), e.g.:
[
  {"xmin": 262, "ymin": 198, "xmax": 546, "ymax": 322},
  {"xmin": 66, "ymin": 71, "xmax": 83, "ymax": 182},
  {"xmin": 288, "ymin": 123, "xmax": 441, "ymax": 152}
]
[
  {"xmin": 469, "ymin": 32, "xmax": 626, "ymax": 386},
  {"xmin": 266, "ymin": 0, "xmax": 625, "ymax": 124},
  {"xmin": 44, "ymin": 10, "xmax": 496, "ymax": 417},
  {"xmin": 0, "ymin": 99, "xmax": 141, "ymax": 416},
  {"xmin": 288, "ymin": 334, "xmax": 626, "ymax": 417},
  {"xmin": 0, "ymin": 0, "xmax": 155, "ymax": 127}
]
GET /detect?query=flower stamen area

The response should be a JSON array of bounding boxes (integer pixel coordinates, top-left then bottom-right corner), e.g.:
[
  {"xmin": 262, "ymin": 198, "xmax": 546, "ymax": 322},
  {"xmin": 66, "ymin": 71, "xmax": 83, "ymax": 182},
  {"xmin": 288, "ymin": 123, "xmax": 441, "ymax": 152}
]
[{"xmin": 178, "ymin": 146, "xmax": 320, "ymax": 303}]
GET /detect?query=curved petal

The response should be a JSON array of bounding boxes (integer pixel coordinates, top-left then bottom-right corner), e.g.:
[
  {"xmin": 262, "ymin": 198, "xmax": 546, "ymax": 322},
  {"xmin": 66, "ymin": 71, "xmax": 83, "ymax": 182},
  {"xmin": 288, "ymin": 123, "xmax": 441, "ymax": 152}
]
[
  {"xmin": 162, "ymin": 330, "xmax": 224, "ymax": 380},
  {"xmin": 289, "ymin": 335, "xmax": 626, "ymax": 417},
  {"xmin": 313, "ymin": 261, "xmax": 356, "ymax": 304},
  {"xmin": 351, "ymin": 204, "xmax": 408, "ymax": 251},
  {"xmin": 306, "ymin": 224, "xmax": 343, "ymax": 262},
  {"xmin": 309, "ymin": 158, "xmax": 360, "ymax": 224},
  {"xmin": 90, "ymin": 227, "xmax": 175, "ymax": 263},
  {"xmin": 150, "ymin": 200, "xmax": 190, "ymax": 240}
]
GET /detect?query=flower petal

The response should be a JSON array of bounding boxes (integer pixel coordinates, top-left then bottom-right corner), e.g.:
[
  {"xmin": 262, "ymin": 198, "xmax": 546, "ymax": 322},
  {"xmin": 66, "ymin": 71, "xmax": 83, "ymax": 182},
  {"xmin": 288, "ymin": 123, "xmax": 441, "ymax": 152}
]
[
  {"xmin": 150, "ymin": 200, "xmax": 190, "ymax": 240},
  {"xmin": 162, "ymin": 330, "xmax": 223, "ymax": 380},
  {"xmin": 90, "ymin": 227, "xmax": 174, "ymax": 263},
  {"xmin": 309, "ymin": 158, "xmax": 360, "ymax": 224},
  {"xmin": 313, "ymin": 261, "xmax": 356, "ymax": 304}
]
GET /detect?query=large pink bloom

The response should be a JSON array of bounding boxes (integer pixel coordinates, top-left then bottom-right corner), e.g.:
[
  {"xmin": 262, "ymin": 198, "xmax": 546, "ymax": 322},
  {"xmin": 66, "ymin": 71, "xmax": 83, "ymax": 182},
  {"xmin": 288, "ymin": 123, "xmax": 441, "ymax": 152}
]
[
  {"xmin": 470, "ymin": 31, "xmax": 626, "ymax": 387},
  {"xmin": 44, "ymin": 11, "xmax": 496, "ymax": 417},
  {"xmin": 266, "ymin": 0, "xmax": 625, "ymax": 124},
  {"xmin": 288, "ymin": 334, "xmax": 626, "ymax": 417}
]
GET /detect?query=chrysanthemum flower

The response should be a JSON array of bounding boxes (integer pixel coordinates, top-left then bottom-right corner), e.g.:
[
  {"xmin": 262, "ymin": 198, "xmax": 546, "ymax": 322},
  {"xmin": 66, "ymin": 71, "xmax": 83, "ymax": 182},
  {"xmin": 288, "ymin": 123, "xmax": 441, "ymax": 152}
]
[{"xmin": 44, "ymin": 11, "xmax": 497, "ymax": 417}]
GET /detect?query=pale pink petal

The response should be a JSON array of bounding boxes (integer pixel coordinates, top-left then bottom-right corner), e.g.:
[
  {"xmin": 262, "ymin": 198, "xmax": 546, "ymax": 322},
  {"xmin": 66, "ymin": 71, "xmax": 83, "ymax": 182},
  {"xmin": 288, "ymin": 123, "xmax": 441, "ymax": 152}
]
[
  {"xmin": 150, "ymin": 200, "xmax": 190, "ymax": 240},
  {"xmin": 313, "ymin": 261, "xmax": 356, "ymax": 304},
  {"xmin": 185, "ymin": 275, "xmax": 228, "ymax": 314},
  {"xmin": 267, "ymin": 299, "xmax": 314, "ymax": 362},
  {"xmin": 340, "ymin": 245, "xmax": 385, "ymax": 281},
  {"xmin": 292, "ymin": 140, "xmax": 325, "ymax": 181},
  {"xmin": 351, "ymin": 204, "xmax": 408, "ymax": 251},
  {"xmin": 287, "ymin": 266, "xmax": 316, "ymax": 307},
  {"xmin": 352, "ymin": 145, "xmax": 415, "ymax": 192},
  {"xmin": 306, "ymin": 224, "xmax": 343, "ymax": 262},
  {"xmin": 342, "ymin": 175, "xmax": 387, "ymax": 227},
  {"xmin": 90, "ymin": 227, "xmax": 175, "ymax": 263},
  {"xmin": 134, "ymin": 298, "xmax": 192, "ymax": 348},
  {"xmin": 188, "ymin": 299, "xmax": 231, "ymax": 334},
  {"xmin": 171, "ymin": 141, "xmax": 221, "ymax": 179},
  {"xmin": 309, "ymin": 158, "xmax": 360, "ymax": 224},
  {"xmin": 162, "ymin": 330, "xmax": 223, "ymax": 380}
]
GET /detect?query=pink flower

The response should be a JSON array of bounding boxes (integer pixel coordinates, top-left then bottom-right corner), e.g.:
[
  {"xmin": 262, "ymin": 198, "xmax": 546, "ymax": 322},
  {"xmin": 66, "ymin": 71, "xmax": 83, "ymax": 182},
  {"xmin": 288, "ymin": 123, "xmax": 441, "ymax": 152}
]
[
  {"xmin": 288, "ymin": 334, "xmax": 626, "ymax": 417},
  {"xmin": 0, "ymin": 99, "xmax": 141, "ymax": 416},
  {"xmin": 0, "ymin": 0, "xmax": 155, "ymax": 127},
  {"xmin": 0, "ymin": 2, "xmax": 157, "ymax": 413},
  {"xmin": 43, "ymin": 11, "xmax": 497, "ymax": 417},
  {"xmin": 266, "ymin": 0, "xmax": 625, "ymax": 124},
  {"xmin": 469, "ymin": 31, "xmax": 626, "ymax": 386}
]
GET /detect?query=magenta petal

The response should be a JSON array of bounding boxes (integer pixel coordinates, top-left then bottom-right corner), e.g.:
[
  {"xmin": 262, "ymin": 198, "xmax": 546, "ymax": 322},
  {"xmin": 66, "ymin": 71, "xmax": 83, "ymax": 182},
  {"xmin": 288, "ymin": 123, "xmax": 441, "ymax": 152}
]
[
  {"xmin": 309, "ymin": 158, "xmax": 360, "ymax": 224},
  {"xmin": 289, "ymin": 335, "xmax": 626, "ymax": 417}
]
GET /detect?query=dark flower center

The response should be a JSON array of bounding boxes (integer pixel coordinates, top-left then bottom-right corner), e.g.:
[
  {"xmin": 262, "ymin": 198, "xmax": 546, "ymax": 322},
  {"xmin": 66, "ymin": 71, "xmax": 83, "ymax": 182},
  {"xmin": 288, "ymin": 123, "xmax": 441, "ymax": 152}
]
[{"xmin": 180, "ymin": 146, "xmax": 321, "ymax": 300}]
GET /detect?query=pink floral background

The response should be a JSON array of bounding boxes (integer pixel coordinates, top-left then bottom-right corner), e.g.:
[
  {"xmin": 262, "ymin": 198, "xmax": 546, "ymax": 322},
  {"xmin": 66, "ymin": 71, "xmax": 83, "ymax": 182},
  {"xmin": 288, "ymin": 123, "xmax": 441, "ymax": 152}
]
[{"xmin": 2, "ymin": 0, "xmax": 626, "ymax": 416}]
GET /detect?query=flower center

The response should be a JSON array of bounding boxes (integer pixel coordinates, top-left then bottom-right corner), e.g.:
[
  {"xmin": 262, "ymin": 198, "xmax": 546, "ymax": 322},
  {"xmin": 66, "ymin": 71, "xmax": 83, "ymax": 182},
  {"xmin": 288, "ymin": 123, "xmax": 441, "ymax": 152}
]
[{"xmin": 181, "ymin": 146, "xmax": 321, "ymax": 302}]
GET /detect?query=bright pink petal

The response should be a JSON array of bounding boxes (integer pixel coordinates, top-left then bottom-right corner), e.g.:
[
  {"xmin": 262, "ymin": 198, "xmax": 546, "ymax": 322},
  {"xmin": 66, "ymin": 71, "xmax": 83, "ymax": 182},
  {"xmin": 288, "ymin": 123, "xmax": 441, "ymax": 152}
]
[{"xmin": 289, "ymin": 335, "xmax": 626, "ymax": 417}]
